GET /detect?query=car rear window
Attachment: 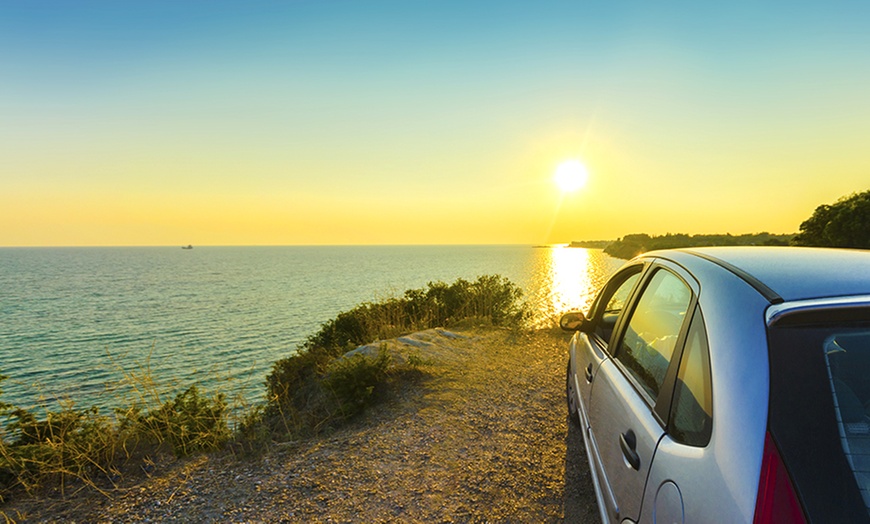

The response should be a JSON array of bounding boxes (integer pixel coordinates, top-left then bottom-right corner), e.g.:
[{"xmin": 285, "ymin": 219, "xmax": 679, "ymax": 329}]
[
  {"xmin": 823, "ymin": 331, "xmax": 870, "ymax": 512},
  {"xmin": 767, "ymin": 322, "xmax": 870, "ymax": 521}
]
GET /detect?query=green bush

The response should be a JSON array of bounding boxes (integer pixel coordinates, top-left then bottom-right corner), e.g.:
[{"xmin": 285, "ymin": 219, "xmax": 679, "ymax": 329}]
[
  {"xmin": 298, "ymin": 274, "xmax": 527, "ymax": 356},
  {"xmin": 261, "ymin": 346, "xmax": 334, "ymax": 435},
  {"xmin": 323, "ymin": 348, "xmax": 391, "ymax": 418}
]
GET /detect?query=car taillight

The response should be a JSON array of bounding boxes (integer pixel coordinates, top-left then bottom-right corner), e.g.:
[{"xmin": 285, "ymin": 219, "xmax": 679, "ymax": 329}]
[{"xmin": 754, "ymin": 432, "xmax": 807, "ymax": 524}]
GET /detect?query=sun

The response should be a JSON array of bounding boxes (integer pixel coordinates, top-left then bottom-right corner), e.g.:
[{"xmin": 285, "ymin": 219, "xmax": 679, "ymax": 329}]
[{"xmin": 554, "ymin": 160, "xmax": 589, "ymax": 192}]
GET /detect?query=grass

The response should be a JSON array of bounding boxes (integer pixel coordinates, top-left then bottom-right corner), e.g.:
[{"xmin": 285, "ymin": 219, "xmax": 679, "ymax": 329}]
[
  {"xmin": 0, "ymin": 274, "xmax": 529, "ymax": 504},
  {"xmin": 0, "ymin": 376, "xmax": 230, "ymax": 503}
]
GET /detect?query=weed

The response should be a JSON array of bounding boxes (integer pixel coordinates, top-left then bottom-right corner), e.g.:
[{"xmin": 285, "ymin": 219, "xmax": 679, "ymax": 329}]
[
  {"xmin": 126, "ymin": 386, "xmax": 230, "ymax": 457},
  {"xmin": 405, "ymin": 353, "xmax": 433, "ymax": 369}
]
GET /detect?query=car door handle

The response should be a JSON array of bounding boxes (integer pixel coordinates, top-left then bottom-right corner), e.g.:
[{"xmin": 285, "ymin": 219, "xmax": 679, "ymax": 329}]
[
  {"xmin": 619, "ymin": 429, "xmax": 641, "ymax": 471},
  {"xmin": 584, "ymin": 363, "xmax": 594, "ymax": 383}
]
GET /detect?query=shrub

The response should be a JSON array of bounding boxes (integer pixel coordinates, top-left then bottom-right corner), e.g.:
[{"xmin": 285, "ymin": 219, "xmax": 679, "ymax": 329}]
[
  {"xmin": 134, "ymin": 386, "xmax": 230, "ymax": 457},
  {"xmin": 323, "ymin": 348, "xmax": 391, "ymax": 418},
  {"xmin": 261, "ymin": 275, "xmax": 528, "ymax": 439},
  {"xmin": 297, "ymin": 274, "xmax": 527, "ymax": 356},
  {"xmin": 261, "ymin": 346, "xmax": 334, "ymax": 434}
]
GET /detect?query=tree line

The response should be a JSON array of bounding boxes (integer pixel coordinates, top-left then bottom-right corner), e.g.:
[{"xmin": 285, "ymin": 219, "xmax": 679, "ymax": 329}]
[
  {"xmin": 602, "ymin": 232, "xmax": 792, "ymax": 260},
  {"xmin": 597, "ymin": 189, "xmax": 870, "ymax": 259}
]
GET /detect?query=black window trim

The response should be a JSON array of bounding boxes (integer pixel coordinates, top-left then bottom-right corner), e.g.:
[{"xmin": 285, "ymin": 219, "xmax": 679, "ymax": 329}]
[{"xmin": 664, "ymin": 303, "xmax": 713, "ymax": 447}]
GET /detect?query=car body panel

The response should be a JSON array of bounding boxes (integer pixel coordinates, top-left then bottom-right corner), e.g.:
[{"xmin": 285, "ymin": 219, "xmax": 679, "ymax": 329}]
[
  {"xmin": 588, "ymin": 358, "xmax": 665, "ymax": 522},
  {"xmin": 569, "ymin": 330, "xmax": 608, "ymax": 430},
  {"xmin": 684, "ymin": 246, "xmax": 870, "ymax": 301},
  {"xmin": 640, "ymin": 250, "xmax": 773, "ymax": 522},
  {"xmin": 564, "ymin": 248, "xmax": 793, "ymax": 523},
  {"xmin": 581, "ymin": 258, "xmax": 695, "ymax": 522}
]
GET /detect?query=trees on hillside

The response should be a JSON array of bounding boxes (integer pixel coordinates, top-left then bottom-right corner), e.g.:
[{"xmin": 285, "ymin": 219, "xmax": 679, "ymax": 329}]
[{"xmin": 792, "ymin": 191, "xmax": 870, "ymax": 249}]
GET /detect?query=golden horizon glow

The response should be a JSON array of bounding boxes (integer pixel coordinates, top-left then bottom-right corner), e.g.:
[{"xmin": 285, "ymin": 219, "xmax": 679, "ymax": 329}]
[{"xmin": 554, "ymin": 160, "xmax": 589, "ymax": 193}]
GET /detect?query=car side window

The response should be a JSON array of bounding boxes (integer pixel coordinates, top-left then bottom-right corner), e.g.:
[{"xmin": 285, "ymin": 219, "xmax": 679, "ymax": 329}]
[
  {"xmin": 618, "ymin": 269, "xmax": 692, "ymax": 400},
  {"xmin": 669, "ymin": 306, "xmax": 713, "ymax": 447},
  {"xmin": 604, "ymin": 273, "xmax": 640, "ymax": 314},
  {"xmin": 593, "ymin": 271, "xmax": 642, "ymax": 345}
]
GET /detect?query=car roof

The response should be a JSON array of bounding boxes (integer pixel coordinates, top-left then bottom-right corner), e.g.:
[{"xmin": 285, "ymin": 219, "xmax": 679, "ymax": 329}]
[{"xmin": 644, "ymin": 246, "xmax": 870, "ymax": 303}]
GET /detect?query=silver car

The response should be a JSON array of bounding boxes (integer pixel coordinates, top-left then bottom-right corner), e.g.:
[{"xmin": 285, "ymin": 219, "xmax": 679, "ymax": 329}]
[{"xmin": 561, "ymin": 247, "xmax": 870, "ymax": 523}]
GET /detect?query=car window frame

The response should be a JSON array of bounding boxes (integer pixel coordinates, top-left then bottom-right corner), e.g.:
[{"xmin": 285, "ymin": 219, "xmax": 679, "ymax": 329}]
[{"xmin": 608, "ymin": 260, "xmax": 700, "ymax": 425}]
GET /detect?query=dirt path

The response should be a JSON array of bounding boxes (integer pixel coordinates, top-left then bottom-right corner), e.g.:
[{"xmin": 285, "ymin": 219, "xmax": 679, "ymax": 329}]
[{"xmin": 4, "ymin": 328, "xmax": 599, "ymax": 523}]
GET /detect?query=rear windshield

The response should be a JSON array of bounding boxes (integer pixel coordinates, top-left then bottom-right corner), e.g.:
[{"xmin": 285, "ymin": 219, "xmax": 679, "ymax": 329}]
[
  {"xmin": 823, "ymin": 331, "xmax": 870, "ymax": 511},
  {"xmin": 767, "ymin": 323, "xmax": 870, "ymax": 521}
]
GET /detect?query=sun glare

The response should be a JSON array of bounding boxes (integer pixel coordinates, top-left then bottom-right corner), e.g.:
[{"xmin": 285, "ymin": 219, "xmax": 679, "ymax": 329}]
[{"xmin": 554, "ymin": 160, "xmax": 589, "ymax": 193}]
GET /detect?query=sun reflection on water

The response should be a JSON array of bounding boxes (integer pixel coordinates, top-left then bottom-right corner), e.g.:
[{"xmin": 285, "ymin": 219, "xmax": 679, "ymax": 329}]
[
  {"xmin": 526, "ymin": 246, "xmax": 624, "ymax": 327},
  {"xmin": 551, "ymin": 246, "xmax": 593, "ymax": 314}
]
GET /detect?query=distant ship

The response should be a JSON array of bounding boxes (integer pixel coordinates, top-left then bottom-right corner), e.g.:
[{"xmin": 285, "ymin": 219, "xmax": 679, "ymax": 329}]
[{"xmin": 182, "ymin": 244, "xmax": 193, "ymax": 250}]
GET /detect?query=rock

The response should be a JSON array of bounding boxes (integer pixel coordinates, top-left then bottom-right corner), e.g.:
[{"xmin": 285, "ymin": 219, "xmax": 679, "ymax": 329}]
[
  {"xmin": 396, "ymin": 336, "xmax": 433, "ymax": 349},
  {"xmin": 435, "ymin": 328, "xmax": 466, "ymax": 340},
  {"xmin": 340, "ymin": 328, "xmax": 468, "ymax": 367}
]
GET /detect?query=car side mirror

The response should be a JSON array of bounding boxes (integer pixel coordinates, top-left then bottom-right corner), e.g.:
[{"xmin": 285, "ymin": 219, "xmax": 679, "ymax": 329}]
[{"xmin": 559, "ymin": 311, "xmax": 589, "ymax": 332}]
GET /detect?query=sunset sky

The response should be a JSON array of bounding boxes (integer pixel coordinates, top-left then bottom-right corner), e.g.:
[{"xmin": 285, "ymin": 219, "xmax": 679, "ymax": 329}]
[{"xmin": 2, "ymin": 1, "xmax": 869, "ymax": 246}]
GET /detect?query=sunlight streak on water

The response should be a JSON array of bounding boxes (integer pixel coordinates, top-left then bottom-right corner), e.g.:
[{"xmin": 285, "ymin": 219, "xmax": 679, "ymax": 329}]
[
  {"xmin": 525, "ymin": 247, "xmax": 624, "ymax": 328},
  {"xmin": 551, "ymin": 246, "xmax": 593, "ymax": 315}
]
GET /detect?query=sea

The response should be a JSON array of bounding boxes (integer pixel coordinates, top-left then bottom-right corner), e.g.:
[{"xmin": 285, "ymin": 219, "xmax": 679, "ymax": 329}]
[{"xmin": 0, "ymin": 245, "xmax": 624, "ymax": 413}]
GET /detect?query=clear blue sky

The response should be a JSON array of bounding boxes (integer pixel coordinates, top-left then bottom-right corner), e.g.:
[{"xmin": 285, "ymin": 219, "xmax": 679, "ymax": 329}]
[{"xmin": 2, "ymin": 1, "xmax": 869, "ymax": 245}]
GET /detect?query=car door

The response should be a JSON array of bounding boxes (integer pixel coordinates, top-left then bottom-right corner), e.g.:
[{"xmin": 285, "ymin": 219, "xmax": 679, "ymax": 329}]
[
  {"xmin": 586, "ymin": 265, "xmax": 697, "ymax": 523},
  {"xmin": 570, "ymin": 264, "xmax": 645, "ymax": 428}
]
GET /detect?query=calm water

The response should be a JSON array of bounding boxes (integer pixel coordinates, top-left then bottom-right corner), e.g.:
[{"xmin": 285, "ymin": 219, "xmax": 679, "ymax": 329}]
[{"xmin": 0, "ymin": 245, "xmax": 622, "ymax": 411}]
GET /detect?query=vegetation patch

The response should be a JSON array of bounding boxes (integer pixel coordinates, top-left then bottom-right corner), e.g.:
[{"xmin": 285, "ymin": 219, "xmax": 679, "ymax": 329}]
[
  {"xmin": 0, "ymin": 274, "xmax": 528, "ymax": 503},
  {"xmin": 260, "ymin": 275, "xmax": 528, "ymax": 439},
  {"xmin": 0, "ymin": 372, "xmax": 230, "ymax": 504},
  {"xmin": 792, "ymin": 190, "xmax": 870, "ymax": 249},
  {"xmin": 603, "ymin": 232, "xmax": 794, "ymax": 259}
]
